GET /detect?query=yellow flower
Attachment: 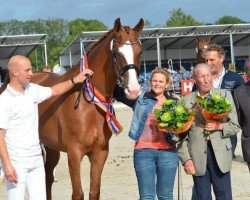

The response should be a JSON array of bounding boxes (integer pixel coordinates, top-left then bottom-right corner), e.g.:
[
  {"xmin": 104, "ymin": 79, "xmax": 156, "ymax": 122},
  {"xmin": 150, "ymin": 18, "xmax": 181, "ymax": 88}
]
[
  {"xmin": 175, "ymin": 105, "xmax": 185, "ymax": 115},
  {"xmin": 163, "ymin": 99, "xmax": 174, "ymax": 106},
  {"xmin": 160, "ymin": 111, "xmax": 172, "ymax": 122},
  {"xmin": 211, "ymin": 93, "xmax": 221, "ymax": 102}
]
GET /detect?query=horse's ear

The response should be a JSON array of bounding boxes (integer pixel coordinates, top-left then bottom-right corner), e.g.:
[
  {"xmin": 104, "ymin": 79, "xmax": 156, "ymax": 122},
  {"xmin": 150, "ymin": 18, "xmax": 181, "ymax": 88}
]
[
  {"xmin": 133, "ymin": 18, "xmax": 144, "ymax": 33},
  {"xmin": 195, "ymin": 36, "xmax": 199, "ymax": 44},
  {"xmin": 113, "ymin": 18, "xmax": 121, "ymax": 32},
  {"xmin": 207, "ymin": 36, "xmax": 212, "ymax": 43}
]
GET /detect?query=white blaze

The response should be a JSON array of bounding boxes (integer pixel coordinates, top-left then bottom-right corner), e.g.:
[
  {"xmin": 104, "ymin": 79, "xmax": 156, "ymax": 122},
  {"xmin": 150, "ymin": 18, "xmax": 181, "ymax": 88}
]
[
  {"xmin": 118, "ymin": 41, "xmax": 134, "ymax": 64},
  {"xmin": 118, "ymin": 40, "xmax": 141, "ymax": 96}
]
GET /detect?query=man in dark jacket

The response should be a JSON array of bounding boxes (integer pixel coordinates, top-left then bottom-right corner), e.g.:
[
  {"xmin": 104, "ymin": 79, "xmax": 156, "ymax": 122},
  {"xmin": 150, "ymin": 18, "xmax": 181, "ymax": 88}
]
[
  {"xmin": 204, "ymin": 44, "xmax": 244, "ymax": 158},
  {"xmin": 192, "ymin": 44, "xmax": 244, "ymax": 157},
  {"xmin": 234, "ymin": 57, "xmax": 250, "ymax": 172}
]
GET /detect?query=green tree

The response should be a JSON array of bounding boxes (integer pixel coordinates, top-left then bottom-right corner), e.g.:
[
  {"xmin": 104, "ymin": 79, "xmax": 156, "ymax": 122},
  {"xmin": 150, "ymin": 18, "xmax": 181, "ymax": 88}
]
[
  {"xmin": 215, "ymin": 16, "xmax": 245, "ymax": 24},
  {"xmin": 0, "ymin": 18, "xmax": 108, "ymax": 70},
  {"xmin": 67, "ymin": 18, "xmax": 107, "ymax": 43},
  {"xmin": 1, "ymin": 20, "xmax": 23, "ymax": 35},
  {"xmin": 166, "ymin": 8, "xmax": 202, "ymax": 27}
]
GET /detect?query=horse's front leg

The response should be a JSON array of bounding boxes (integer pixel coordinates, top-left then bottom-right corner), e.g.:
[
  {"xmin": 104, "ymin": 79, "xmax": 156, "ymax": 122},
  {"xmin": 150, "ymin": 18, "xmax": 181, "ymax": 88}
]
[
  {"xmin": 68, "ymin": 148, "xmax": 84, "ymax": 200},
  {"xmin": 89, "ymin": 147, "xmax": 109, "ymax": 200}
]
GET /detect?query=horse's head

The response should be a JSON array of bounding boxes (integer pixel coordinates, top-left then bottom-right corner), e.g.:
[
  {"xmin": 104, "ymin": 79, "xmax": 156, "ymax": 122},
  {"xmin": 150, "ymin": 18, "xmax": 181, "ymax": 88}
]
[
  {"xmin": 111, "ymin": 18, "xmax": 144, "ymax": 99},
  {"xmin": 195, "ymin": 36, "xmax": 211, "ymax": 61}
]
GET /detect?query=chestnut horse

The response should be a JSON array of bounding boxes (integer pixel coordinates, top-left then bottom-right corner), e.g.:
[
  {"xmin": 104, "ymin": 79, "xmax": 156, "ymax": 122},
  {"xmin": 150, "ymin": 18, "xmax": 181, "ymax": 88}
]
[
  {"xmin": 30, "ymin": 18, "xmax": 143, "ymax": 200},
  {"xmin": 195, "ymin": 36, "xmax": 211, "ymax": 64}
]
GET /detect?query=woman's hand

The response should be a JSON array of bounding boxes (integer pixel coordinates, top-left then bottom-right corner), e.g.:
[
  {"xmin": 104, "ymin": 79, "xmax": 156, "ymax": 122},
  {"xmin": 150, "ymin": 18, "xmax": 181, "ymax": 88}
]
[{"xmin": 124, "ymin": 88, "xmax": 141, "ymax": 100}]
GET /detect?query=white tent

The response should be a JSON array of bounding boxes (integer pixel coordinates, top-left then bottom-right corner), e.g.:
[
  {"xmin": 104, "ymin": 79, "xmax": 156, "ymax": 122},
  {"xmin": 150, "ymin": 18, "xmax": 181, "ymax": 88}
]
[
  {"xmin": 0, "ymin": 34, "xmax": 47, "ymax": 69},
  {"xmin": 60, "ymin": 24, "xmax": 250, "ymax": 68}
]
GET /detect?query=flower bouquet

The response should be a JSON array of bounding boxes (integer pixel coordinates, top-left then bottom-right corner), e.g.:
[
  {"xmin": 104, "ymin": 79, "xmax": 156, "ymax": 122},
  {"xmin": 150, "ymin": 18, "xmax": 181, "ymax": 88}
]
[
  {"xmin": 196, "ymin": 93, "xmax": 232, "ymax": 136},
  {"xmin": 154, "ymin": 99, "xmax": 194, "ymax": 135}
]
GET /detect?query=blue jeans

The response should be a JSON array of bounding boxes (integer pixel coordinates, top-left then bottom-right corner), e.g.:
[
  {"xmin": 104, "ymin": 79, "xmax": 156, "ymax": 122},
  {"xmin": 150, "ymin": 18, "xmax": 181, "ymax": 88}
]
[{"xmin": 134, "ymin": 149, "xmax": 179, "ymax": 200}]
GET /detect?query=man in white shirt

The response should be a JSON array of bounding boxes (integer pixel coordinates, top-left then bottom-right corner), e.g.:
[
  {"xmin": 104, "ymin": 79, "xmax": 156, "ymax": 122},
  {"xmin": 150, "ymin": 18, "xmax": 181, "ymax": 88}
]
[{"xmin": 0, "ymin": 55, "xmax": 93, "ymax": 200}]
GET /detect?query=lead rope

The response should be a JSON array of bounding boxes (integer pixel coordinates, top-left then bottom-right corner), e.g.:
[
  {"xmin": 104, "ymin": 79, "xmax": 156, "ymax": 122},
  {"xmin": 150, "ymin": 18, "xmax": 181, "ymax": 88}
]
[{"xmin": 74, "ymin": 75, "xmax": 95, "ymax": 109}]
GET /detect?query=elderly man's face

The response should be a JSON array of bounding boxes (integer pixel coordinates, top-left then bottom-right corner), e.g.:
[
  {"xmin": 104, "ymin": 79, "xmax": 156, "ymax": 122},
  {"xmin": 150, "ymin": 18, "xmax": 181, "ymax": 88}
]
[{"xmin": 195, "ymin": 67, "xmax": 213, "ymax": 95}]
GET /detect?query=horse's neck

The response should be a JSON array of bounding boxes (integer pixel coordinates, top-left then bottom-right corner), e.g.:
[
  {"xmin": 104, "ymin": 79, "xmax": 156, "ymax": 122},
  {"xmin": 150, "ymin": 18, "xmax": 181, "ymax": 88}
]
[
  {"xmin": 88, "ymin": 35, "xmax": 117, "ymax": 97},
  {"xmin": 196, "ymin": 48, "xmax": 205, "ymax": 64}
]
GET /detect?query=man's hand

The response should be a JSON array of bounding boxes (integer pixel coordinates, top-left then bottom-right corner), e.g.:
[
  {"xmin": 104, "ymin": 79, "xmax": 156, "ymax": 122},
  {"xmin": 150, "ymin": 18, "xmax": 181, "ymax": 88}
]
[
  {"xmin": 73, "ymin": 69, "xmax": 94, "ymax": 84},
  {"xmin": 4, "ymin": 163, "xmax": 18, "ymax": 184},
  {"xmin": 184, "ymin": 159, "xmax": 196, "ymax": 175},
  {"xmin": 205, "ymin": 121, "xmax": 223, "ymax": 131}
]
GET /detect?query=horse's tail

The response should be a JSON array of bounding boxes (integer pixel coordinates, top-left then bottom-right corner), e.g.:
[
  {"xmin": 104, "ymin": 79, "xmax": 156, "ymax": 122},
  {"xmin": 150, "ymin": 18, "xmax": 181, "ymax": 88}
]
[{"xmin": 0, "ymin": 70, "xmax": 10, "ymax": 94}]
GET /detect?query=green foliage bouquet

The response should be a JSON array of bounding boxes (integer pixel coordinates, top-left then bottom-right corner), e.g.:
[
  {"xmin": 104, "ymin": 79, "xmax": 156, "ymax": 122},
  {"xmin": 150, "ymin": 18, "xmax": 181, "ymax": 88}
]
[
  {"xmin": 196, "ymin": 93, "xmax": 232, "ymax": 137},
  {"xmin": 196, "ymin": 93, "xmax": 232, "ymax": 115},
  {"xmin": 154, "ymin": 99, "xmax": 194, "ymax": 134}
]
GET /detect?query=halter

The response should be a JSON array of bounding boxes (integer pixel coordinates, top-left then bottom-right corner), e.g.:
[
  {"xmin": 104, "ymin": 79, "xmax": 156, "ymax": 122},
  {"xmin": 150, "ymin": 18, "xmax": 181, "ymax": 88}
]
[{"xmin": 111, "ymin": 38, "xmax": 140, "ymax": 88}]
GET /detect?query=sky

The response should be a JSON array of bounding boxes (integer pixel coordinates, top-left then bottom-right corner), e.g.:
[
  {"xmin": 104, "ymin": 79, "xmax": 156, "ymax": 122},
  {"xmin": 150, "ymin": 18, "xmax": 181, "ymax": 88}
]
[{"xmin": 0, "ymin": 0, "xmax": 249, "ymax": 28}]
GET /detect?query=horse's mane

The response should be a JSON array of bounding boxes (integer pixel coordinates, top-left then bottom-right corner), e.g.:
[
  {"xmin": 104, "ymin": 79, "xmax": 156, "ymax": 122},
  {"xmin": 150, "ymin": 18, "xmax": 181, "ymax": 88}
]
[
  {"xmin": 123, "ymin": 26, "xmax": 130, "ymax": 34},
  {"xmin": 0, "ymin": 71, "xmax": 10, "ymax": 94},
  {"xmin": 87, "ymin": 26, "xmax": 133, "ymax": 55},
  {"xmin": 87, "ymin": 29, "xmax": 114, "ymax": 55}
]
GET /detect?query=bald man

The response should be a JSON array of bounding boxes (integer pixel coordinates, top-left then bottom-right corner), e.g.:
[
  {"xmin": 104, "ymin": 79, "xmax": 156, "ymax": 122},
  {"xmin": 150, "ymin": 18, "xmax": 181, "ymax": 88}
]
[{"xmin": 0, "ymin": 55, "xmax": 93, "ymax": 200}]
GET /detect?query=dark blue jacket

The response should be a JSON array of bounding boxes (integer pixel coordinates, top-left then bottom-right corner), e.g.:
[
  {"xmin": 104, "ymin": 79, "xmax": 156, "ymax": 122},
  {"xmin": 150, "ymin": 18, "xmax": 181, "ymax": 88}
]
[
  {"xmin": 220, "ymin": 70, "xmax": 244, "ymax": 92},
  {"xmin": 192, "ymin": 69, "xmax": 244, "ymax": 93}
]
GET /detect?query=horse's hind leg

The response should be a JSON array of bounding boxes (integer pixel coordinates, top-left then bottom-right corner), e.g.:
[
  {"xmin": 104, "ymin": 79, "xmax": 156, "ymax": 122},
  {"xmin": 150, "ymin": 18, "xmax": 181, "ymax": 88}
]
[
  {"xmin": 89, "ymin": 148, "xmax": 109, "ymax": 200},
  {"xmin": 44, "ymin": 147, "xmax": 60, "ymax": 200}
]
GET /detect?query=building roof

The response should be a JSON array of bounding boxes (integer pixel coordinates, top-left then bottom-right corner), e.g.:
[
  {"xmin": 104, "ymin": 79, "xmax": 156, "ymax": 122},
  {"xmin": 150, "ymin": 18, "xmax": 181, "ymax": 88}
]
[
  {"xmin": 59, "ymin": 24, "xmax": 250, "ymax": 68},
  {"xmin": 0, "ymin": 34, "xmax": 47, "ymax": 67}
]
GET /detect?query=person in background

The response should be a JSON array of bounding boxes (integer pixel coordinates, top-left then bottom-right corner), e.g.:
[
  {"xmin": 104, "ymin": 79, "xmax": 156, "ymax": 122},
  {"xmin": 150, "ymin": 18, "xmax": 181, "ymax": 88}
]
[
  {"xmin": 53, "ymin": 64, "xmax": 66, "ymax": 75},
  {"xmin": 179, "ymin": 63, "xmax": 240, "ymax": 200},
  {"xmin": 41, "ymin": 66, "xmax": 52, "ymax": 73},
  {"xmin": 234, "ymin": 57, "xmax": 250, "ymax": 172},
  {"xmin": 0, "ymin": 55, "xmax": 93, "ymax": 200},
  {"xmin": 203, "ymin": 44, "xmax": 244, "ymax": 159},
  {"xmin": 114, "ymin": 67, "xmax": 179, "ymax": 200}
]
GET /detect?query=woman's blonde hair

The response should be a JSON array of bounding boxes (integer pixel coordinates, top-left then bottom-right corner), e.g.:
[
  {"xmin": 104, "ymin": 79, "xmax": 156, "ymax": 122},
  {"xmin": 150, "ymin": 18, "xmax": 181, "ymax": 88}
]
[{"xmin": 150, "ymin": 67, "xmax": 171, "ymax": 83}]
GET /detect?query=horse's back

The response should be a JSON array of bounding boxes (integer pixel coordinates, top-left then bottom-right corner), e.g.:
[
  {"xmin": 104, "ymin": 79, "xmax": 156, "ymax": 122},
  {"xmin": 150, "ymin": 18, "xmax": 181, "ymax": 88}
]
[{"xmin": 32, "ymin": 72, "xmax": 63, "ymax": 86}]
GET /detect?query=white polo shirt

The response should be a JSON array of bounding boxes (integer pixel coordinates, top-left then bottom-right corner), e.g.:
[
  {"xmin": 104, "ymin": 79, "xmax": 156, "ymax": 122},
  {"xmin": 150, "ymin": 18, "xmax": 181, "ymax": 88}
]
[
  {"xmin": 213, "ymin": 67, "xmax": 225, "ymax": 89},
  {"xmin": 0, "ymin": 83, "xmax": 52, "ymax": 160}
]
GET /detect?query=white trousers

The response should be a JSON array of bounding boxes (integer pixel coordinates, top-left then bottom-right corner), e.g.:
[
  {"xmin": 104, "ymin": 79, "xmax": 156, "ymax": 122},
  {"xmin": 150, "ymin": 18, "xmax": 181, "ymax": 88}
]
[
  {"xmin": 0, "ymin": 168, "xmax": 4, "ymax": 179},
  {"xmin": 6, "ymin": 155, "xmax": 46, "ymax": 200}
]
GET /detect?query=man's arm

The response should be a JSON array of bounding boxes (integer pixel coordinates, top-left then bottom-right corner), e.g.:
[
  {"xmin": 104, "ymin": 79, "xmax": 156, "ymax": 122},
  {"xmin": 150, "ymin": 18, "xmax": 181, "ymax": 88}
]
[
  {"xmin": 51, "ymin": 69, "xmax": 93, "ymax": 97},
  {"xmin": 0, "ymin": 129, "xmax": 18, "ymax": 184}
]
